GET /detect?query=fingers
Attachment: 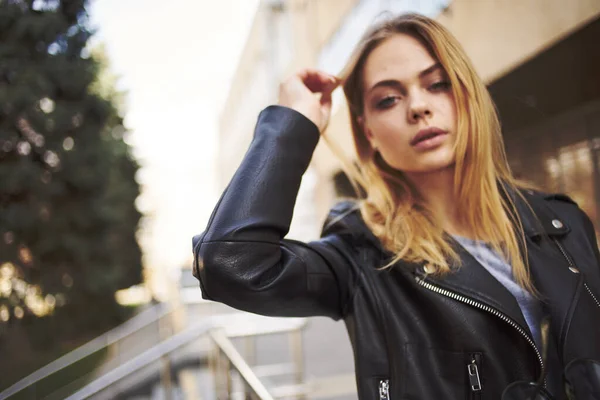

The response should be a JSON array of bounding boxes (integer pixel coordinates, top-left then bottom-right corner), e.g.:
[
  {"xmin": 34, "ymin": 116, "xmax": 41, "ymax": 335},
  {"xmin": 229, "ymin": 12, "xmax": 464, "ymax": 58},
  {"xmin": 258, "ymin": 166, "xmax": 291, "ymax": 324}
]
[
  {"xmin": 278, "ymin": 69, "xmax": 340, "ymax": 132},
  {"xmin": 320, "ymin": 86, "xmax": 334, "ymax": 106},
  {"xmin": 296, "ymin": 69, "xmax": 340, "ymax": 94}
]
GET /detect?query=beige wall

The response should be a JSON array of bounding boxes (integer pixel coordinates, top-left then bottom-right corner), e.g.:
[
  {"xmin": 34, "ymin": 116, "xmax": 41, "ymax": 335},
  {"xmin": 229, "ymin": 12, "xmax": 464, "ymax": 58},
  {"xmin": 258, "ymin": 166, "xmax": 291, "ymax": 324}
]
[
  {"xmin": 437, "ymin": 0, "xmax": 600, "ymax": 83},
  {"xmin": 313, "ymin": 0, "xmax": 358, "ymax": 49},
  {"xmin": 217, "ymin": 8, "xmax": 269, "ymax": 189}
]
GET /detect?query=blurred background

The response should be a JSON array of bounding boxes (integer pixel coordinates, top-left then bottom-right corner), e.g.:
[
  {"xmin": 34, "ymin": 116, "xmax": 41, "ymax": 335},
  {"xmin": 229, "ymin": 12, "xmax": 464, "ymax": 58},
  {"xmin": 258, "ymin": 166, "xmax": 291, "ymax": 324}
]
[{"xmin": 1, "ymin": 0, "xmax": 599, "ymax": 399}]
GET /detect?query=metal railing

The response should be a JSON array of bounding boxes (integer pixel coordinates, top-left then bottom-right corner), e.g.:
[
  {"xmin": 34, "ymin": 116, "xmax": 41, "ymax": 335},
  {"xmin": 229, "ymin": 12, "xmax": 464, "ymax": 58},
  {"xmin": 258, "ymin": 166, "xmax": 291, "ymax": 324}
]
[
  {"xmin": 64, "ymin": 313, "xmax": 307, "ymax": 400},
  {"xmin": 64, "ymin": 320, "xmax": 213, "ymax": 400},
  {"xmin": 1, "ymin": 296, "xmax": 310, "ymax": 400},
  {"xmin": 0, "ymin": 302, "xmax": 174, "ymax": 399},
  {"xmin": 210, "ymin": 330, "xmax": 275, "ymax": 400},
  {"xmin": 210, "ymin": 316, "xmax": 308, "ymax": 400}
]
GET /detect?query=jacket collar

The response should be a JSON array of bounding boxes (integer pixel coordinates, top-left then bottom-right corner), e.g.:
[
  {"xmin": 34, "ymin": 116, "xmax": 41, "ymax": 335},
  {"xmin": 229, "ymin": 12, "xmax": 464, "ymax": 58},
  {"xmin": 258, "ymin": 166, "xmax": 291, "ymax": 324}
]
[
  {"xmin": 349, "ymin": 185, "xmax": 576, "ymax": 337},
  {"xmin": 414, "ymin": 186, "xmax": 573, "ymax": 341},
  {"xmin": 504, "ymin": 187, "xmax": 570, "ymax": 239},
  {"xmin": 353, "ymin": 185, "xmax": 571, "ymax": 251},
  {"xmin": 417, "ymin": 242, "xmax": 533, "ymax": 337}
]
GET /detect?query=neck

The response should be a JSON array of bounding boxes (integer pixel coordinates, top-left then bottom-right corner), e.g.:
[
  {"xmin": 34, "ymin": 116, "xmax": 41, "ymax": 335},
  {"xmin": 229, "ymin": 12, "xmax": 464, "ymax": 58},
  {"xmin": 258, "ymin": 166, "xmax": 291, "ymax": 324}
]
[{"xmin": 404, "ymin": 166, "xmax": 471, "ymax": 238}]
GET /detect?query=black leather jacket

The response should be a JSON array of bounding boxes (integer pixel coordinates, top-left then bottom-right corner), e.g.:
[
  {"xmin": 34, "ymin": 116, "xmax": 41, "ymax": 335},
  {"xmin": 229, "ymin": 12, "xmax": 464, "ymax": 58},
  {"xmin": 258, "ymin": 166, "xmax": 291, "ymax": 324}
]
[{"xmin": 193, "ymin": 106, "xmax": 600, "ymax": 399}]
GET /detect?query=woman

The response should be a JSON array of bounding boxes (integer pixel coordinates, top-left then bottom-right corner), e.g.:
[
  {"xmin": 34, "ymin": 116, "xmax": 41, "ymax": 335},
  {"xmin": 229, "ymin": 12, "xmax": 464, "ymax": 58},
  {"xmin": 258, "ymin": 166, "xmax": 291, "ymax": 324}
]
[{"xmin": 193, "ymin": 13, "xmax": 600, "ymax": 399}]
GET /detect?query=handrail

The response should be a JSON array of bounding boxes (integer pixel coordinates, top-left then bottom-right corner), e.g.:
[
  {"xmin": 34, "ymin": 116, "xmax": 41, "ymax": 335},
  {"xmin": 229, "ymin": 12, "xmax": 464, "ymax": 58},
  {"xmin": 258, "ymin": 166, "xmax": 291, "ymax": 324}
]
[
  {"xmin": 0, "ymin": 302, "xmax": 173, "ymax": 399},
  {"xmin": 64, "ymin": 320, "xmax": 213, "ymax": 400},
  {"xmin": 64, "ymin": 314, "xmax": 305, "ymax": 400},
  {"xmin": 210, "ymin": 329, "xmax": 275, "ymax": 400}
]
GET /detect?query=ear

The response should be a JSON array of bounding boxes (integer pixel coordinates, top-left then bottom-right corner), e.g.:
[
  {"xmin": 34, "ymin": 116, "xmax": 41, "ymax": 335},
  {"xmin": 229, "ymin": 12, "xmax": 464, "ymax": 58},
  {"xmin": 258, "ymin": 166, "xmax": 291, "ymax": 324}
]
[{"xmin": 357, "ymin": 115, "xmax": 377, "ymax": 149}]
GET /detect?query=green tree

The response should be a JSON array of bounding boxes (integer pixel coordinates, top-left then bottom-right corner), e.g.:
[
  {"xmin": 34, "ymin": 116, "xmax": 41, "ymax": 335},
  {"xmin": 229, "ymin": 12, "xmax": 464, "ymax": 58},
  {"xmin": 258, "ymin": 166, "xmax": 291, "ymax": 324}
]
[{"xmin": 0, "ymin": 0, "xmax": 143, "ymax": 342}]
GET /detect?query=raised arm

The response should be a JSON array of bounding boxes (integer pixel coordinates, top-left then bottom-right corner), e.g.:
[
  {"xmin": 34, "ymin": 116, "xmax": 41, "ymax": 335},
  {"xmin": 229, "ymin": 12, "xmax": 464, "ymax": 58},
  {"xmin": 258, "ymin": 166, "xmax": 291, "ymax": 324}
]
[{"xmin": 192, "ymin": 71, "xmax": 357, "ymax": 320}]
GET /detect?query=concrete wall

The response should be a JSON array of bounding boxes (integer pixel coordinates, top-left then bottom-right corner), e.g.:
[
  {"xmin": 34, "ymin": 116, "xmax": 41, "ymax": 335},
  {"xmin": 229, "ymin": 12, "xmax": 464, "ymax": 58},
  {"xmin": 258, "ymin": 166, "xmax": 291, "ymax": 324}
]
[{"xmin": 437, "ymin": 0, "xmax": 600, "ymax": 83}]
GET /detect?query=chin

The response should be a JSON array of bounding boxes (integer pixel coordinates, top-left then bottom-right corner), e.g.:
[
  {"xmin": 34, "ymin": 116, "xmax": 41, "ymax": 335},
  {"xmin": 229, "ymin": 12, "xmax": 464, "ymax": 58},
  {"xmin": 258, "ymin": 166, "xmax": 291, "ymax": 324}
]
[
  {"xmin": 408, "ymin": 162, "xmax": 454, "ymax": 175},
  {"xmin": 421, "ymin": 147, "xmax": 455, "ymax": 170},
  {"xmin": 391, "ymin": 149, "xmax": 456, "ymax": 175}
]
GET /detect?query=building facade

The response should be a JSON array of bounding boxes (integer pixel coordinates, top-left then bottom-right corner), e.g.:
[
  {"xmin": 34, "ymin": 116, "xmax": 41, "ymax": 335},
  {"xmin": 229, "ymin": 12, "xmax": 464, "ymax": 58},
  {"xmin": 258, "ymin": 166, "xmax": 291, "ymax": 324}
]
[{"xmin": 437, "ymin": 0, "xmax": 600, "ymax": 228}]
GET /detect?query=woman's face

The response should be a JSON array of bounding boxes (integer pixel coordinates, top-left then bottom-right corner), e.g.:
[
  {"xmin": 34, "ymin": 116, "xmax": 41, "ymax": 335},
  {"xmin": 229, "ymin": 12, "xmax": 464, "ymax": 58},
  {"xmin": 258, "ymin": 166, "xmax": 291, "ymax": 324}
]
[{"xmin": 360, "ymin": 33, "xmax": 458, "ymax": 175}]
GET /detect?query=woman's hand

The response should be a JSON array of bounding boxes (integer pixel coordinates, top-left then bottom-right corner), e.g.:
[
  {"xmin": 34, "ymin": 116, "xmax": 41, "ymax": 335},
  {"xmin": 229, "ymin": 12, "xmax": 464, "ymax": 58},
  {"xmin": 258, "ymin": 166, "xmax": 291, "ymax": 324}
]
[{"xmin": 278, "ymin": 69, "xmax": 340, "ymax": 133}]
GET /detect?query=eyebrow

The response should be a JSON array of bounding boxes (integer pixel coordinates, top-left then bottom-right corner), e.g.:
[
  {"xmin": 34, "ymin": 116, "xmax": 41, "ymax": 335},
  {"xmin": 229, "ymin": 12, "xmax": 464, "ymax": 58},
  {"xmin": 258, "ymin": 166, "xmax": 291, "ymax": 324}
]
[{"xmin": 366, "ymin": 63, "xmax": 443, "ymax": 95}]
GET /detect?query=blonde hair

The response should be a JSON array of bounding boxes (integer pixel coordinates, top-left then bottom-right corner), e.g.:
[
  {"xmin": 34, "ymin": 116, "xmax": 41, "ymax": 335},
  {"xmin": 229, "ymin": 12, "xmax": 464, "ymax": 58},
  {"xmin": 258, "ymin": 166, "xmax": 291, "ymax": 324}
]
[{"xmin": 325, "ymin": 13, "xmax": 538, "ymax": 293}]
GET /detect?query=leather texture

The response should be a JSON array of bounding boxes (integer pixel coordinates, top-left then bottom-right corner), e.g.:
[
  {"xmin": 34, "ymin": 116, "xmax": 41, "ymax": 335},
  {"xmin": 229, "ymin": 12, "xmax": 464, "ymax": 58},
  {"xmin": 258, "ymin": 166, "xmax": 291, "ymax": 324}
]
[{"xmin": 193, "ymin": 106, "xmax": 600, "ymax": 399}]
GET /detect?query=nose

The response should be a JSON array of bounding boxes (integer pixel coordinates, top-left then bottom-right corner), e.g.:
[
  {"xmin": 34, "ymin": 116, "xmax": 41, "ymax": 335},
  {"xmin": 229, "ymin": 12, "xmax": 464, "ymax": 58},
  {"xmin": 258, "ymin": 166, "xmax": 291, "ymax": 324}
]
[{"xmin": 407, "ymin": 93, "xmax": 432, "ymax": 123}]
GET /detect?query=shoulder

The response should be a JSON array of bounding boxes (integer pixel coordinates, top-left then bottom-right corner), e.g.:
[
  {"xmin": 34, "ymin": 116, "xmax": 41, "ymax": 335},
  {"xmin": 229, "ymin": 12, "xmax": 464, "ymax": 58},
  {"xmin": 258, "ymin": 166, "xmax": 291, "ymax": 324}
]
[
  {"xmin": 321, "ymin": 200, "xmax": 362, "ymax": 236},
  {"xmin": 320, "ymin": 199, "xmax": 389, "ymax": 259},
  {"xmin": 321, "ymin": 199, "xmax": 389, "ymax": 254},
  {"xmin": 540, "ymin": 192, "xmax": 577, "ymax": 206},
  {"xmin": 521, "ymin": 188, "xmax": 578, "ymax": 209},
  {"xmin": 522, "ymin": 188, "xmax": 593, "ymax": 230}
]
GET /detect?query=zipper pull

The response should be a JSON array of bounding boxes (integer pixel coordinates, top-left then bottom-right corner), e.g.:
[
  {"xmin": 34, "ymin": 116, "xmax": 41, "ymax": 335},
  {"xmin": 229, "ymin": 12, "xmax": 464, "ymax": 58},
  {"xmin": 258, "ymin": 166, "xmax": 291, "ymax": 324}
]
[
  {"xmin": 379, "ymin": 379, "xmax": 390, "ymax": 400},
  {"xmin": 468, "ymin": 359, "xmax": 482, "ymax": 392}
]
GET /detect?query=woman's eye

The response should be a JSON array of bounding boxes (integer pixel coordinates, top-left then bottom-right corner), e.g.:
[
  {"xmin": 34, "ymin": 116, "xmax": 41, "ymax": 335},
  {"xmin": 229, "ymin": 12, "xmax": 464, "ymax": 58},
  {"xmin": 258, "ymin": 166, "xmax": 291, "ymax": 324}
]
[
  {"xmin": 429, "ymin": 80, "xmax": 451, "ymax": 91},
  {"xmin": 376, "ymin": 96, "xmax": 398, "ymax": 109}
]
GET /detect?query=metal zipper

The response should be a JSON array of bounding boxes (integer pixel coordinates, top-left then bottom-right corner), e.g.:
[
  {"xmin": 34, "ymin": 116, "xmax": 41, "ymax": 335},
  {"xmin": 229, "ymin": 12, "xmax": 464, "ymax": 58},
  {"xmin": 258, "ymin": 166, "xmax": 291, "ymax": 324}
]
[
  {"xmin": 378, "ymin": 379, "xmax": 390, "ymax": 400},
  {"xmin": 553, "ymin": 239, "xmax": 600, "ymax": 309},
  {"xmin": 415, "ymin": 276, "xmax": 545, "ymax": 386},
  {"xmin": 585, "ymin": 283, "xmax": 600, "ymax": 308},
  {"xmin": 468, "ymin": 356, "xmax": 482, "ymax": 392}
]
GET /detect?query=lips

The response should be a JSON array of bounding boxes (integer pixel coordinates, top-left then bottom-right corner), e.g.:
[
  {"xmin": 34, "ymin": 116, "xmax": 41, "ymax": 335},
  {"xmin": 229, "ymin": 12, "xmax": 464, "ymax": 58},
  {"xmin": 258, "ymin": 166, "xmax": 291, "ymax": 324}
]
[{"xmin": 410, "ymin": 127, "xmax": 448, "ymax": 146}]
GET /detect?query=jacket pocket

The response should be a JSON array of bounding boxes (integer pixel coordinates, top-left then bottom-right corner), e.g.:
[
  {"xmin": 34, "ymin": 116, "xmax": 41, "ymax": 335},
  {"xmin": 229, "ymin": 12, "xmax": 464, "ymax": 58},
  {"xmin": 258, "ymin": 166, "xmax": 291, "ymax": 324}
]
[{"xmin": 402, "ymin": 344, "xmax": 484, "ymax": 399}]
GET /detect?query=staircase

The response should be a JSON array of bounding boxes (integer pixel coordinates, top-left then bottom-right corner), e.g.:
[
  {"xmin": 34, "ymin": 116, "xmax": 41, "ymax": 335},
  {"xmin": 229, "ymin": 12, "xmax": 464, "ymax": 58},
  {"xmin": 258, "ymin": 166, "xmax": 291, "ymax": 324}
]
[{"xmin": 1, "ymin": 295, "xmax": 357, "ymax": 400}]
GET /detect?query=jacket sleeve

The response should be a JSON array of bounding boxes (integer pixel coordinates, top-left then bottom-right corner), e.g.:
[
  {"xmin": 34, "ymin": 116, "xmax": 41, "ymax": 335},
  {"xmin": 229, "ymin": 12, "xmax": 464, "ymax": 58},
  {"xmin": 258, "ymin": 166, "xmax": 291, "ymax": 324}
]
[{"xmin": 192, "ymin": 105, "xmax": 357, "ymax": 320}]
